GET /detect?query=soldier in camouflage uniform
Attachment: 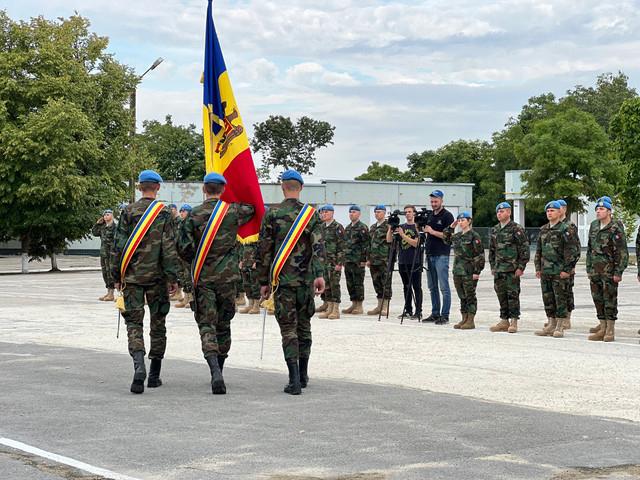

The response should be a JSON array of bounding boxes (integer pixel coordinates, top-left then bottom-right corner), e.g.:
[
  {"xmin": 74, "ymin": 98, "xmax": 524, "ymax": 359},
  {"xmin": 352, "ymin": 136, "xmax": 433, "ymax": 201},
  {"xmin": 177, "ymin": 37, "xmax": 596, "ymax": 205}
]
[
  {"xmin": 257, "ymin": 169, "xmax": 325, "ymax": 395},
  {"xmin": 168, "ymin": 204, "xmax": 183, "ymax": 302},
  {"xmin": 238, "ymin": 240, "xmax": 261, "ymax": 314},
  {"xmin": 342, "ymin": 205, "xmax": 369, "ymax": 315},
  {"xmin": 92, "ymin": 209, "xmax": 117, "ymax": 301},
  {"xmin": 442, "ymin": 212, "xmax": 485, "ymax": 330},
  {"xmin": 366, "ymin": 205, "xmax": 392, "ymax": 315},
  {"xmin": 533, "ymin": 202, "xmax": 577, "ymax": 338},
  {"xmin": 488, "ymin": 202, "xmax": 530, "ymax": 334},
  {"xmin": 175, "ymin": 205, "xmax": 195, "ymax": 308},
  {"xmin": 555, "ymin": 199, "xmax": 581, "ymax": 329},
  {"xmin": 177, "ymin": 173, "xmax": 254, "ymax": 394},
  {"xmin": 111, "ymin": 170, "xmax": 179, "ymax": 394},
  {"xmin": 586, "ymin": 200, "xmax": 628, "ymax": 342},
  {"xmin": 636, "ymin": 225, "xmax": 640, "ymax": 343},
  {"xmin": 318, "ymin": 205, "xmax": 345, "ymax": 320}
]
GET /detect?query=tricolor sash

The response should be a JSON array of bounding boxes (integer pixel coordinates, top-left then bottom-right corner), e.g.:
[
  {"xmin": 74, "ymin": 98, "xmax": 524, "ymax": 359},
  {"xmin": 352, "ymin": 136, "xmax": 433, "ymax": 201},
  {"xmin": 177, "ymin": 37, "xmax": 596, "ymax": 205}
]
[
  {"xmin": 120, "ymin": 200, "xmax": 165, "ymax": 282},
  {"xmin": 191, "ymin": 200, "xmax": 230, "ymax": 287},
  {"xmin": 269, "ymin": 204, "xmax": 315, "ymax": 287}
]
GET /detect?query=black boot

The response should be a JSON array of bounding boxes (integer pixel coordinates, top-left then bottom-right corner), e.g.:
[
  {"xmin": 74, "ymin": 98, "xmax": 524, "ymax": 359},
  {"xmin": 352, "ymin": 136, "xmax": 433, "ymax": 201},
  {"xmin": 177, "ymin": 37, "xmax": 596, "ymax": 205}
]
[
  {"xmin": 284, "ymin": 357, "xmax": 301, "ymax": 395},
  {"xmin": 206, "ymin": 356, "xmax": 226, "ymax": 395},
  {"xmin": 130, "ymin": 351, "xmax": 146, "ymax": 394},
  {"xmin": 147, "ymin": 358, "xmax": 162, "ymax": 388},
  {"xmin": 299, "ymin": 357, "xmax": 309, "ymax": 388},
  {"xmin": 218, "ymin": 356, "xmax": 225, "ymax": 373}
]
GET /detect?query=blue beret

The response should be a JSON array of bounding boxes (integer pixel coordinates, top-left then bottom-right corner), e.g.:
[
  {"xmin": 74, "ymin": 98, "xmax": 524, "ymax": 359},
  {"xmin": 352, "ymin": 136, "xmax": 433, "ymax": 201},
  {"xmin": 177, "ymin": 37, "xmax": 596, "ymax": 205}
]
[
  {"xmin": 103, "ymin": 209, "xmax": 113, "ymax": 215},
  {"xmin": 496, "ymin": 202, "xmax": 511, "ymax": 212},
  {"xmin": 556, "ymin": 199, "xmax": 567, "ymax": 207},
  {"xmin": 138, "ymin": 170, "xmax": 163, "ymax": 183},
  {"xmin": 596, "ymin": 201, "xmax": 612, "ymax": 211},
  {"xmin": 169, "ymin": 203, "xmax": 177, "ymax": 208},
  {"xmin": 597, "ymin": 196, "xmax": 612, "ymax": 204},
  {"xmin": 545, "ymin": 201, "xmax": 561, "ymax": 210},
  {"xmin": 281, "ymin": 169, "xmax": 304, "ymax": 185},
  {"xmin": 319, "ymin": 205, "xmax": 334, "ymax": 212},
  {"xmin": 457, "ymin": 211, "xmax": 471, "ymax": 219},
  {"xmin": 374, "ymin": 204, "xmax": 387, "ymax": 211},
  {"xmin": 180, "ymin": 205, "xmax": 192, "ymax": 212},
  {"xmin": 430, "ymin": 190, "xmax": 444, "ymax": 198},
  {"xmin": 349, "ymin": 205, "xmax": 361, "ymax": 211},
  {"xmin": 204, "ymin": 172, "xmax": 227, "ymax": 184},
  {"xmin": 118, "ymin": 203, "xmax": 128, "ymax": 210},
  {"xmin": 264, "ymin": 205, "xmax": 269, "ymax": 211}
]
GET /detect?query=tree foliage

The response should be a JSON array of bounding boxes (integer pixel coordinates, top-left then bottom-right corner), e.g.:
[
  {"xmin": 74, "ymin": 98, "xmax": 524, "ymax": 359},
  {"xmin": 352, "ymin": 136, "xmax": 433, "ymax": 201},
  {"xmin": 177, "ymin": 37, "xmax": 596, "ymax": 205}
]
[
  {"xmin": 251, "ymin": 115, "xmax": 335, "ymax": 180},
  {"xmin": 354, "ymin": 161, "xmax": 407, "ymax": 182},
  {"xmin": 611, "ymin": 97, "xmax": 640, "ymax": 215},
  {"xmin": 0, "ymin": 12, "xmax": 144, "ymax": 259}
]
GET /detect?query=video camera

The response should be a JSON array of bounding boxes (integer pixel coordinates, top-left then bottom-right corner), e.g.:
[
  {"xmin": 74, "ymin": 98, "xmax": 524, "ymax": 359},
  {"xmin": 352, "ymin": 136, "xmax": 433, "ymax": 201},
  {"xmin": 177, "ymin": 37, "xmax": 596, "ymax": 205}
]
[
  {"xmin": 414, "ymin": 208, "xmax": 433, "ymax": 228},
  {"xmin": 387, "ymin": 209, "xmax": 404, "ymax": 228}
]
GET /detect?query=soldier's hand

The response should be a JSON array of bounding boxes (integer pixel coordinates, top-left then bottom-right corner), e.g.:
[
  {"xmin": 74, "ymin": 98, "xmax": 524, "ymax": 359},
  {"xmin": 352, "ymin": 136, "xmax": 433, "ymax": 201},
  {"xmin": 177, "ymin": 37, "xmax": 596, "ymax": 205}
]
[
  {"xmin": 114, "ymin": 283, "xmax": 121, "ymax": 291},
  {"xmin": 613, "ymin": 275, "xmax": 622, "ymax": 283},
  {"xmin": 313, "ymin": 277, "xmax": 325, "ymax": 296},
  {"xmin": 560, "ymin": 271, "xmax": 570, "ymax": 279},
  {"xmin": 252, "ymin": 262, "xmax": 256, "ymax": 269},
  {"xmin": 535, "ymin": 271, "xmax": 541, "ymax": 279},
  {"xmin": 260, "ymin": 285, "xmax": 271, "ymax": 299},
  {"xmin": 491, "ymin": 270, "xmax": 495, "ymax": 276},
  {"xmin": 97, "ymin": 217, "xmax": 104, "ymax": 224},
  {"xmin": 515, "ymin": 268, "xmax": 524, "ymax": 277},
  {"xmin": 167, "ymin": 283, "xmax": 178, "ymax": 294},
  {"xmin": 472, "ymin": 274, "xmax": 479, "ymax": 280},
  {"xmin": 334, "ymin": 265, "xmax": 342, "ymax": 271},
  {"xmin": 360, "ymin": 262, "xmax": 366, "ymax": 267},
  {"xmin": 366, "ymin": 261, "xmax": 371, "ymax": 268},
  {"xmin": 239, "ymin": 261, "xmax": 243, "ymax": 269}
]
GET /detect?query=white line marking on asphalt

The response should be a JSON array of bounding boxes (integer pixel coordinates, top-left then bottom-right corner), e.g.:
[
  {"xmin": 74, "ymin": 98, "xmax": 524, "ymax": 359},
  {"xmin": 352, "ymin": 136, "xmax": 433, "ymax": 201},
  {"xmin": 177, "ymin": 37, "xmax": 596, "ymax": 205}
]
[{"xmin": 0, "ymin": 437, "xmax": 142, "ymax": 480}]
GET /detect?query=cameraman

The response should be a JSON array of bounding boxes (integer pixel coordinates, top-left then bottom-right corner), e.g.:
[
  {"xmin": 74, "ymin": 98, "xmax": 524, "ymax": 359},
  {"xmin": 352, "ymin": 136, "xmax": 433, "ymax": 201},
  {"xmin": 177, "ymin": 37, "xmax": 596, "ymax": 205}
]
[
  {"xmin": 421, "ymin": 190, "xmax": 454, "ymax": 324},
  {"xmin": 387, "ymin": 205, "xmax": 423, "ymax": 319}
]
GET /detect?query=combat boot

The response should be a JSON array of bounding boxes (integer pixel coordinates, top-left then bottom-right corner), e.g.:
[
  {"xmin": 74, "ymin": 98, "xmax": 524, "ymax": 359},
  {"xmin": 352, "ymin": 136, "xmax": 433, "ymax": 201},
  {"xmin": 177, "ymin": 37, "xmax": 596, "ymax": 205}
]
[
  {"xmin": 342, "ymin": 302, "xmax": 356, "ymax": 314},
  {"xmin": 380, "ymin": 299, "xmax": 389, "ymax": 316},
  {"xmin": 238, "ymin": 299, "xmax": 252, "ymax": 314},
  {"xmin": 98, "ymin": 289, "xmax": 109, "ymax": 301},
  {"xmin": 603, "ymin": 320, "xmax": 615, "ymax": 342},
  {"xmin": 460, "ymin": 313, "xmax": 475, "ymax": 330},
  {"xmin": 284, "ymin": 358, "xmax": 302, "ymax": 395},
  {"xmin": 318, "ymin": 302, "xmax": 334, "ymax": 319},
  {"xmin": 316, "ymin": 300, "xmax": 329, "ymax": 312},
  {"xmin": 299, "ymin": 357, "xmax": 309, "ymax": 388},
  {"xmin": 206, "ymin": 355, "xmax": 226, "ymax": 394},
  {"xmin": 563, "ymin": 312, "xmax": 572, "ymax": 330},
  {"xmin": 507, "ymin": 318, "xmax": 518, "ymax": 333},
  {"xmin": 553, "ymin": 318, "xmax": 566, "ymax": 338},
  {"xmin": 147, "ymin": 358, "xmax": 162, "ymax": 388},
  {"xmin": 588, "ymin": 320, "xmax": 607, "ymax": 341},
  {"xmin": 248, "ymin": 298, "xmax": 261, "ymax": 314},
  {"xmin": 130, "ymin": 352, "xmax": 146, "ymax": 394},
  {"xmin": 351, "ymin": 301, "xmax": 364, "ymax": 315},
  {"xmin": 454, "ymin": 313, "xmax": 468, "ymax": 329},
  {"xmin": 175, "ymin": 293, "xmax": 190, "ymax": 308},
  {"xmin": 367, "ymin": 298, "xmax": 382, "ymax": 315},
  {"xmin": 535, "ymin": 317, "xmax": 556, "ymax": 336},
  {"xmin": 589, "ymin": 322, "xmax": 603, "ymax": 333},
  {"xmin": 235, "ymin": 292, "xmax": 246, "ymax": 306},
  {"xmin": 490, "ymin": 318, "xmax": 510, "ymax": 332},
  {"xmin": 328, "ymin": 303, "xmax": 341, "ymax": 319},
  {"xmin": 169, "ymin": 287, "xmax": 183, "ymax": 302},
  {"xmin": 103, "ymin": 288, "xmax": 115, "ymax": 302}
]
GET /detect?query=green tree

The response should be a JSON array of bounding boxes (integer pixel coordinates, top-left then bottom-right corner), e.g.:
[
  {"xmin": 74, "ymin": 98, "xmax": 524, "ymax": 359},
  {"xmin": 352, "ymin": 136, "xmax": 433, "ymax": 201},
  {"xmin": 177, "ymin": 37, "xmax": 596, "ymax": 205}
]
[
  {"xmin": 137, "ymin": 115, "xmax": 205, "ymax": 181},
  {"xmin": 610, "ymin": 97, "xmax": 640, "ymax": 215},
  {"xmin": 0, "ymin": 12, "xmax": 144, "ymax": 271},
  {"xmin": 354, "ymin": 161, "xmax": 407, "ymax": 181},
  {"xmin": 251, "ymin": 115, "xmax": 335, "ymax": 180}
]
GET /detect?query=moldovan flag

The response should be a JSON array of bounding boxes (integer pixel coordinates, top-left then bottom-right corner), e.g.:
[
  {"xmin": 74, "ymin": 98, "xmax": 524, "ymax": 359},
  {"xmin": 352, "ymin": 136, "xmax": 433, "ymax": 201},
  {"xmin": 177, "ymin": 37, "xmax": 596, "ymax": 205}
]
[{"xmin": 203, "ymin": 0, "xmax": 264, "ymax": 242}]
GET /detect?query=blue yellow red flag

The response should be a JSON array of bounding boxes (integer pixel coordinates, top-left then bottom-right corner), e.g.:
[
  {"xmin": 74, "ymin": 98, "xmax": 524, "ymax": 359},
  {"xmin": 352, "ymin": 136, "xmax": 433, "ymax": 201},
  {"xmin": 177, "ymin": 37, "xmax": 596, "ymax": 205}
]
[{"xmin": 203, "ymin": 0, "xmax": 264, "ymax": 242}]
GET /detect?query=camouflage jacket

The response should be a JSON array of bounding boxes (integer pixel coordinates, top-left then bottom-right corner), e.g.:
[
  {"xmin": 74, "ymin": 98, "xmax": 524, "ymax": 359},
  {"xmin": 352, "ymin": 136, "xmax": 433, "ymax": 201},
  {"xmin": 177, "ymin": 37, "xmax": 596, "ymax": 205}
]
[
  {"xmin": 177, "ymin": 199, "xmax": 255, "ymax": 285},
  {"xmin": 111, "ymin": 197, "xmax": 179, "ymax": 285},
  {"xmin": 489, "ymin": 220, "xmax": 530, "ymax": 273},
  {"xmin": 637, "ymin": 225, "xmax": 640, "ymax": 276},
  {"xmin": 344, "ymin": 220, "xmax": 369, "ymax": 264},
  {"xmin": 564, "ymin": 220, "xmax": 581, "ymax": 268},
  {"xmin": 242, "ymin": 241, "xmax": 258, "ymax": 269},
  {"xmin": 91, "ymin": 221, "xmax": 116, "ymax": 258},
  {"xmin": 256, "ymin": 198, "xmax": 325, "ymax": 287},
  {"xmin": 322, "ymin": 219, "xmax": 345, "ymax": 265},
  {"xmin": 170, "ymin": 215, "xmax": 182, "ymax": 237},
  {"xmin": 586, "ymin": 219, "xmax": 628, "ymax": 277},
  {"xmin": 443, "ymin": 227, "xmax": 485, "ymax": 276},
  {"xmin": 367, "ymin": 220, "xmax": 390, "ymax": 266},
  {"xmin": 534, "ymin": 220, "xmax": 576, "ymax": 275}
]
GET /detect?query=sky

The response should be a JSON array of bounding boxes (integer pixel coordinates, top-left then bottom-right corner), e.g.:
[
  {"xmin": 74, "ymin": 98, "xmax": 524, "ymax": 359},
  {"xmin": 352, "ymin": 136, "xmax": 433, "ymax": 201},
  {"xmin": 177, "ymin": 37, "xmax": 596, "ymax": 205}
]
[{"xmin": 6, "ymin": 1, "xmax": 640, "ymax": 182}]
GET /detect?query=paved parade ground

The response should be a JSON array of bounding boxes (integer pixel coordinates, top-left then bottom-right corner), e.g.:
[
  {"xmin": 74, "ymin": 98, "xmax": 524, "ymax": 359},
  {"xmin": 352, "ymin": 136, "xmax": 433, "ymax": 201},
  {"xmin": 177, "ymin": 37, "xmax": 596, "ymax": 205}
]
[{"xmin": 1, "ymin": 254, "xmax": 640, "ymax": 479}]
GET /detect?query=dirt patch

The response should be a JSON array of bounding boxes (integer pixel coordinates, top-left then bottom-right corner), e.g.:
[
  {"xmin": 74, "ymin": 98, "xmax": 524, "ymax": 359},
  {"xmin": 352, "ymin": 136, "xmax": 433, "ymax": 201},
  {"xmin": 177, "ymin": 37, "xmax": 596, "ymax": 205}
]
[
  {"xmin": 552, "ymin": 464, "xmax": 640, "ymax": 479},
  {"xmin": 1, "ymin": 451, "xmax": 108, "ymax": 479}
]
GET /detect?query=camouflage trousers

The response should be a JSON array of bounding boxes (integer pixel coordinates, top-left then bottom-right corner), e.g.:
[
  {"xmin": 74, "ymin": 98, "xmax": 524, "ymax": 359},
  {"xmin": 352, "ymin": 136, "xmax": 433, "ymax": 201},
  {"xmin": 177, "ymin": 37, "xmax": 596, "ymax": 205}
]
[
  {"xmin": 100, "ymin": 255, "xmax": 114, "ymax": 289},
  {"xmin": 344, "ymin": 262, "xmax": 365, "ymax": 301},
  {"xmin": 122, "ymin": 282, "xmax": 169, "ymax": 358},
  {"xmin": 539, "ymin": 274, "xmax": 569, "ymax": 318},
  {"xmin": 493, "ymin": 272, "xmax": 521, "ymax": 319},
  {"xmin": 242, "ymin": 267, "xmax": 261, "ymax": 300},
  {"xmin": 369, "ymin": 263, "xmax": 392, "ymax": 300},
  {"xmin": 274, "ymin": 285, "xmax": 314, "ymax": 360},
  {"xmin": 589, "ymin": 275, "xmax": 619, "ymax": 321},
  {"xmin": 453, "ymin": 274, "xmax": 478, "ymax": 314},
  {"xmin": 567, "ymin": 273, "xmax": 575, "ymax": 312},
  {"xmin": 177, "ymin": 260, "xmax": 193, "ymax": 293},
  {"xmin": 194, "ymin": 282, "xmax": 236, "ymax": 359},
  {"xmin": 323, "ymin": 265, "xmax": 342, "ymax": 303}
]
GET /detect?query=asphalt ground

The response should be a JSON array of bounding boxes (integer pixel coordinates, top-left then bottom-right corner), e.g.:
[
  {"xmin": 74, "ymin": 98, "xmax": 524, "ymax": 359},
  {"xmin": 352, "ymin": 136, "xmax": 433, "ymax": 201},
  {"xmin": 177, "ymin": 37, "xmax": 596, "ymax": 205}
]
[{"xmin": 1, "ymin": 254, "xmax": 640, "ymax": 479}]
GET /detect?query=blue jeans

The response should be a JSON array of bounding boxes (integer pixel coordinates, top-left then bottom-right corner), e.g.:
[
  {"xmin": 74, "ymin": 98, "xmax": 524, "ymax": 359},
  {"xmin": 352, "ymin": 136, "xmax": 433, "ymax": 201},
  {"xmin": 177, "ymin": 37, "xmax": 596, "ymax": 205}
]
[{"xmin": 426, "ymin": 255, "xmax": 451, "ymax": 316}]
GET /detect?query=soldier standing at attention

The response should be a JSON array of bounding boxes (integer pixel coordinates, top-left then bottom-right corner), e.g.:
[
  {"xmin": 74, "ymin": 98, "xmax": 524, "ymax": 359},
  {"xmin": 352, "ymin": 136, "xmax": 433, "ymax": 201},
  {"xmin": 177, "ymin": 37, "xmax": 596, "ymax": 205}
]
[
  {"xmin": 317, "ymin": 205, "xmax": 345, "ymax": 320},
  {"xmin": 366, "ymin": 205, "xmax": 392, "ymax": 316},
  {"xmin": 238, "ymin": 238, "xmax": 261, "ymax": 315},
  {"xmin": 175, "ymin": 205, "xmax": 195, "ymax": 308},
  {"xmin": 586, "ymin": 200, "xmax": 628, "ymax": 342},
  {"xmin": 488, "ymin": 202, "xmax": 530, "ymax": 334},
  {"xmin": 111, "ymin": 170, "xmax": 179, "ymax": 394},
  {"xmin": 92, "ymin": 209, "xmax": 117, "ymax": 301},
  {"xmin": 555, "ymin": 199, "xmax": 580, "ymax": 329},
  {"xmin": 177, "ymin": 173, "xmax": 255, "ymax": 394},
  {"xmin": 442, "ymin": 212, "xmax": 485, "ymax": 330},
  {"xmin": 257, "ymin": 170, "xmax": 325, "ymax": 395},
  {"xmin": 533, "ymin": 201, "xmax": 576, "ymax": 338},
  {"xmin": 342, "ymin": 205, "xmax": 369, "ymax": 315},
  {"xmin": 169, "ymin": 204, "xmax": 184, "ymax": 302}
]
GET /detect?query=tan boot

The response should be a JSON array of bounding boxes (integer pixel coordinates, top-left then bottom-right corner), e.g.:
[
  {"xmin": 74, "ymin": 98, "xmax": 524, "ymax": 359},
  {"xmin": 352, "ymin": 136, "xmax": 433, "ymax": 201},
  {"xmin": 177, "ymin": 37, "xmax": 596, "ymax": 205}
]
[
  {"xmin": 352, "ymin": 301, "xmax": 364, "ymax": 315},
  {"xmin": 328, "ymin": 303, "xmax": 341, "ymax": 319},
  {"xmin": 588, "ymin": 320, "xmax": 607, "ymax": 341},
  {"xmin": 490, "ymin": 318, "xmax": 510, "ymax": 332},
  {"xmin": 603, "ymin": 320, "xmax": 615, "ymax": 342},
  {"xmin": 460, "ymin": 313, "xmax": 475, "ymax": 330},
  {"xmin": 507, "ymin": 318, "xmax": 518, "ymax": 333},
  {"xmin": 169, "ymin": 287, "xmax": 183, "ymax": 302},
  {"xmin": 316, "ymin": 300, "xmax": 329, "ymax": 312},
  {"xmin": 589, "ymin": 323, "xmax": 603, "ymax": 333},
  {"xmin": 553, "ymin": 318, "xmax": 566, "ymax": 338},
  {"xmin": 235, "ymin": 292, "xmax": 246, "ymax": 306},
  {"xmin": 175, "ymin": 293, "xmax": 190, "ymax": 308},
  {"xmin": 367, "ymin": 298, "xmax": 382, "ymax": 315},
  {"xmin": 535, "ymin": 317, "xmax": 556, "ymax": 336},
  {"xmin": 342, "ymin": 302, "xmax": 356, "ymax": 314},
  {"xmin": 454, "ymin": 313, "xmax": 467, "ymax": 329},
  {"xmin": 98, "ymin": 289, "xmax": 109, "ymax": 301},
  {"xmin": 239, "ymin": 298, "xmax": 252, "ymax": 314},
  {"xmin": 248, "ymin": 298, "xmax": 261, "ymax": 314},
  {"xmin": 563, "ymin": 312, "xmax": 572, "ymax": 330},
  {"xmin": 380, "ymin": 299, "xmax": 389, "ymax": 316},
  {"xmin": 103, "ymin": 288, "xmax": 115, "ymax": 302},
  {"xmin": 319, "ymin": 302, "xmax": 334, "ymax": 319}
]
